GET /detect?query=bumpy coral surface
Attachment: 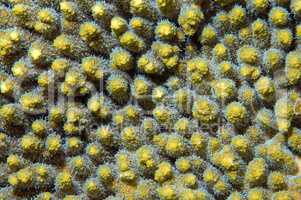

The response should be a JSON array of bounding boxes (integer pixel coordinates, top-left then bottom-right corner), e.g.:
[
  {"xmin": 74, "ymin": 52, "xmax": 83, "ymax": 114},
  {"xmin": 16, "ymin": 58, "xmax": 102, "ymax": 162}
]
[{"xmin": 1, "ymin": 0, "xmax": 301, "ymax": 199}]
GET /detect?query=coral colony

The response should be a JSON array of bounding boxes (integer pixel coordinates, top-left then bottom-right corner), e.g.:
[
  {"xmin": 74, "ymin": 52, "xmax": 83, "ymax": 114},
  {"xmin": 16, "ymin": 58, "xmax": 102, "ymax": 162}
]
[{"xmin": 1, "ymin": 0, "xmax": 301, "ymax": 199}]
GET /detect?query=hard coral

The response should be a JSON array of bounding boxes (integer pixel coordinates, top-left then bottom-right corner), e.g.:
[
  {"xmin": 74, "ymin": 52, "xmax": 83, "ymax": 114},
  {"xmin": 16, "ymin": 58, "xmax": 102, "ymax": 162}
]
[{"xmin": 0, "ymin": 0, "xmax": 301, "ymax": 199}]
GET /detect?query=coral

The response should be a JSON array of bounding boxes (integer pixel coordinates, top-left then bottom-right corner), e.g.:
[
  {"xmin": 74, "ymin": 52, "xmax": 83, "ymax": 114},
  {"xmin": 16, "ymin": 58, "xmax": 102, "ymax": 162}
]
[{"xmin": 1, "ymin": 0, "xmax": 301, "ymax": 199}]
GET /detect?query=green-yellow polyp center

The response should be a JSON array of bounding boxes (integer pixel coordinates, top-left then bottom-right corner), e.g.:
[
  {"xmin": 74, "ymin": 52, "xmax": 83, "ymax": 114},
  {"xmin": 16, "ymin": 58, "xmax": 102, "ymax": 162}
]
[
  {"xmin": 92, "ymin": 3, "xmax": 106, "ymax": 18},
  {"xmin": 2, "ymin": 0, "xmax": 301, "ymax": 199}
]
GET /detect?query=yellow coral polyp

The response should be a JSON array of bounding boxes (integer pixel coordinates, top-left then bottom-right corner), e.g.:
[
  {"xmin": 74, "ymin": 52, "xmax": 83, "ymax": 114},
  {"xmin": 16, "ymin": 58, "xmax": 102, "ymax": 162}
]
[
  {"xmin": 269, "ymin": 7, "xmax": 289, "ymax": 26},
  {"xmin": 12, "ymin": 61, "xmax": 29, "ymax": 78},
  {"xmin": 291, "ymin": 0, "xmax": 301, "ymax": 17},
  {"xmin": 130, "ymin": 0, "xmax": 149, "ymax": 14},
  {"xmin": 286, "ymin": 51, "xmax": 301, "ymax": 69},
  {"xmin": 212, "ymin": 43, "xmax": 228, "ymax": 61},
  {"xmin": 154, "ymin": 162, "xmax": 173, "ymax": 183},
  {"xmin": 155, "ymin": 21, "xmax": 177, "ymax": 40},
  {"xmin": 34, "ymin": 22, "xmax": 52, "ymax": 35},
  {"xmin": 51, "ymin": 58, "xmax": 70, "ymax": 75},
  {"xmin": 136, "ymin": 146, "xmax": 156, "ymax": 169},
  {"xmin": 49, "ymin": 106, "xmax": 64, "ymax": 125},
  {"xmin": 153, "ymin": 106, "xmax": 172, "ymax": 125},
  {"xmin": 212, "ymin": 145, "xmax": 240, "ymax": 171},
  {"xmin": 238, "ymin": 85, "xmax": 256, "ymax": 106},
  {"xmin": 110, "ymin": 48, "xmax": 133, "ymax": 71},
  {"xmin": 120, "ymin": 31, "xmax": 145, "ymax": 53},
  {"xmin": 134, "ymin": 78, "xmax": 150, "ymax": 96},
  {"xmin": 130, "ymin": 17, "xmax": 143, "ymax": 29},
  {"xmin": 81, "ymin": 57, "xmax": 104, "ymax": 80},
  {"xmin": 35, "ymin": 165, "xmax": 48, "ymax": 178},
  {"xmin": 0, "ymin": 104, "xmax": 17, "ymax": 123},
  {"xmin": 138, "ymin": 53, "xmax": 162, "ymax": 74},
  {"xmin": 211, "ymin": 79, "xmax": 236, "ymax": 102},
  {"xmin": 192, "ymin": 97, "xmax": 218, "ymax": 124},
  {"xmin": 79, "ymin": 22, "xmax": 101, "ymax": 42},
  {"xmin": 245, "ymin": 158, "xmax": 267, "ymax": 187},
  {"xmin": 275, "ymin": 97, "xmax": 294, "ymax": 119},
  {"xmin": 251, "ymin": 19, "xmax": 270, "ymax": 44},
  {"xmin": 152, "ymin": 86, "xmax": 168, "ymax": 103},
  {"xmin": 8, "ymin": 174, "xmax": 19, "ymax": 187},
  {"xmin": 228, "ymin": 6, "xmax": 246, "ymax": 29},
  {"xmin": 182, "ymin": 173, "xmax": 198, "ymax": 188},
  {"xmin": 225, "ymin": 102, "xmax": 247, "ymax": 126},
  {"xmin": 9, "ymin": 30, "xmax": 21, "ymax": 43},
  {"xmin": 67, "ymin": 137, "xmax": 82, "ymax": 152},
  {"xmin": 84, "ymin": 179, "xmax": 100, "ymax": 194},
  {"xmin": 17, "ymin": 167, "xmax": 33, "ymax": 185},
  {"xmin": 218, "ymin": 62, "xmax": 235, "ymax": 77},
  {"xmin": 268, "ymin": 171, "xmax": 287, "ymax": 191},
  {"xmin": 157, "ymin": 185, "xmax": 177, "ymax": 200},
  {"xmin": 274, "ymin": 29, "xmax": 293, "ymax": 49},
  {"xmin": 60, "ymin": 1, "xmax": 77, "ymax": 20},
  {"xmin": 56, "ymin": 171, "xmax": 73, "ymax": 191},
  {"xmin": 53, "ymin": 34, "xmax": 73, "ymax": 52},
  {"xmin": 124, "ymin": 105, "xmax": 140, "ymax": 123},
  {"xmin": 65, "ymin": 69, "xmax": 84, "ymax": 87},
  {"xmin": 63, "ymin": 122, "xmax": 79, "ymax": 134},
  {"xmin": 239, "ymin": 27, "xmax": 252, "ymax": 43},
  {"xmin": 191, "ymin": 132, "xmax": 207, "ymax": 155},
  {"xmin": 156, "ymin": 0, "xmax": 178, "ymax": 18},
  {"xmin": 20, "ymin": 92, "xmax": 43, "ymax": 110},
  {"xmin": 0, "ymin": 36, "xmax": 14, "ymax": 57},
  {"xmin": 7, "ymin": 154, "xmax": 22, "ymax": 170},
  {"xmin": 231, "ymin": 135, "xmax": 251, "ymax": 157},
  {"xmin": 12, "ymin": 4, "xmax": 30, "ymax": 19},
  {"xmin": 174, "ymin": 118, "xmax": 190, "ymax": 134},
  {"xmin": 38, "ymin": 72, "xmax": 51, "ymax": 88},
  {"xmin": 97, "ymin": 127, "xmax": 114, "ymax": 146},
  {"xmin": 106, "ymin": 75, "xmax": 129, "ymax": 100},
  {"xmin": 165, "ymin": 135, "xmax": 186, "ymax": 157},
  {"xmin": 0, "ymin": 79, "xmax": 14, "ymax": 95},
  {"xmin": 113, "ymin": 111, "xmax": 125, "ymax": 127},
  {"xmin": 239, "ymin": 64, "xmax": 261, "ymax": 81},
  {"xmin": 91, "ymin": 2, "xmax": 107, "ymax": 20},
  {"xmin": 32, "ymin": 120, "xmax": 47, "ymax": 137},
  {"xmin": 263, "ymin": 49, "xmax": 283, "ymax": 72},
  {"xmin": 178, "ymin": 4, "xmax": 204, "ymax": 36},
  {"xmin": 152, "ymin": 134, "xmax": 167, "ymax": 151},
  {"xmin": 28, "ymin": 44, "xmax": 43, "ymax": 63},
  {"xmin": 20, "ymin": 135, "xmax": 41, "ymax": 153},
  {"xmin": 176, "ymin": 158, "xmax": 191, "ymax": 173},
  {"xmin": 255, "ymin": 76, "xmax": 275, "ymax": 101},
  {"xmin": 46, "ymin": 135, "xmax": 61, "ymax": 154},
  {"xmin": 203, "ymin": 167, "xmax": 219, "ymax": 185},
  {"xmin": 186, "ymin": 57, "xmax": 210, "ymax": 84},
  {"xmin": 111, "ymin": 16, "xmax": 128, "ymax": 37},
  {"xmin": 121, "ymin": 126, "xmax": 140, "ymax": 150},
  {"xmin": 238, "ymin": 46, "xmax": 260, "ymax": 65},
  {"xmin": 73, "ymin": 156, "xmax": 85, "ymax": 170},
  {"xmin": 129, "ymin": 17, "xmax": 153, "ymax": 39},
  {"xmin": 86, "ymin": 143, "xmax": 102, "ymax": 158},
  {"xmin": 117, "ymin": 153, "xmax": 131, "ymax": 172},
  {"xmin": 199, "ymin": 25, "xmax": 217, "ymax": 45},
  {"xmin": 250, "ymin": 0, "xmax": 269, "ymax": 12},
  {"xmin": 38, "ymin": 9, "xmax": 55, "ymax": 24},
  {"xmin": 97, "ymin": 165, "xmax": 114, "ymax": 183}
]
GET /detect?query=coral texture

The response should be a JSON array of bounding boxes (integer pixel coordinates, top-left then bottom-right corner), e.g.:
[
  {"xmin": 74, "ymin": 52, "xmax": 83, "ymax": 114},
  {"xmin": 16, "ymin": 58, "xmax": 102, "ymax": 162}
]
[{"xmin": 0, "ymin": 0, "xmax": 301, "ymax": 199}]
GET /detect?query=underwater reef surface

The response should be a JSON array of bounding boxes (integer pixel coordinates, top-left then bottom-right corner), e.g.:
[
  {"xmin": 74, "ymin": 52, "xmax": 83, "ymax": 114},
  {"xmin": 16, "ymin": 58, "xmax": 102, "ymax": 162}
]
[{"xmin": 1, "ymin": 0, "xmax": 301, "ymax": 199}]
